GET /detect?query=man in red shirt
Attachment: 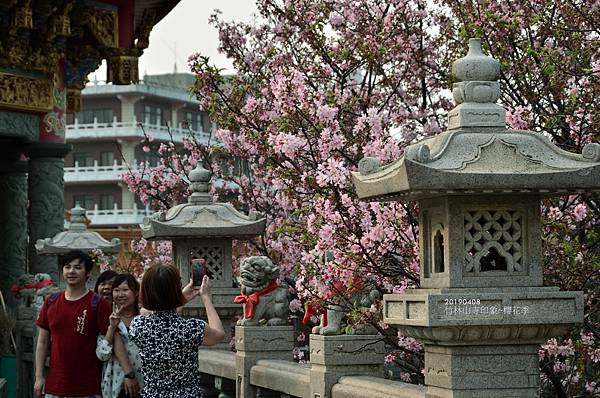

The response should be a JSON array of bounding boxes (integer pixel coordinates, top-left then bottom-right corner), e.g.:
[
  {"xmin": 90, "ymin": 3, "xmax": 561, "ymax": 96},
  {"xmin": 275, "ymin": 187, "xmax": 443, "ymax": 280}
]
[{"xmin": 34, "ymin": 250, "xmax": 111, "ymax": 398}]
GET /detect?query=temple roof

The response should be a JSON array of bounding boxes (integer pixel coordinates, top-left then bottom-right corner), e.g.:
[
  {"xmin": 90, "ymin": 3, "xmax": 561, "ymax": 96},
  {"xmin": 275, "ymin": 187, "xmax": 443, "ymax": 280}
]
[
  {"xmin": 141, "ymin": 165, "xmax": 266, "ymax": 239},
  {"xmin": 134, "ymin": 0, "xmax": 180, "ymax": 31},
  {"xmin": 352, "ymin": 39, "xmax": 600, "ymax": 201},
  {"xmin": 35, "ymin": 204, "xmax": 121, "ymax": 255}
]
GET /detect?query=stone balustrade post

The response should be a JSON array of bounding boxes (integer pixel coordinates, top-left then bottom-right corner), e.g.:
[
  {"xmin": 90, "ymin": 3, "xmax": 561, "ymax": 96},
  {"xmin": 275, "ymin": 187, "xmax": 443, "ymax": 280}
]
[
  {"xmin": 235, "ymin": 326, "xmax": 294, "ymax": 398},
  {"xmin": 16, "ymin": 306, "xmax": 35, "ymax": 398},
  {"xmin": 309, "ymin": 334, "xmax": 384, "ymax": 398}
]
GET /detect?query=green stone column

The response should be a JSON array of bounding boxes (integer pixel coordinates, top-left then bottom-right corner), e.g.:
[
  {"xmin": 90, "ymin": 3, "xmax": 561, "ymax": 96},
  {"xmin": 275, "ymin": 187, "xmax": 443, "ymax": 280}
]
[
  {"xmin": 26, "ymin": 143, "xmax": 71, "ymax": 282},
  {"xmin": 0, "ymin": 158, "xmax": 28, "ymax": 312}
]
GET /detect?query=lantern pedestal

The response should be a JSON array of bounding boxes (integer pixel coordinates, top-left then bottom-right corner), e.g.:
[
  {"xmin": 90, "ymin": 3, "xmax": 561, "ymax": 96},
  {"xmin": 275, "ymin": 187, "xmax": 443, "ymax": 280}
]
[
  {"xmin": 424, "ymin": 345, "xmax": 540, "ymax": 398},
  {"xmin": 385, "ymin": 287, "xmax": 582, "ymax": 397}
]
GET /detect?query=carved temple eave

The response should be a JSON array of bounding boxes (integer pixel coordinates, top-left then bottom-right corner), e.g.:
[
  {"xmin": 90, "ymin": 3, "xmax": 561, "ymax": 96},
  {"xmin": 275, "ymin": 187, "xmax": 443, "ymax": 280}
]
[
  {"xmin": 35, "ymin": 231, "xmax": 121, "ymax": 255},
  {"xmin": 36, "ymin": 203, "xmax": 121, "ymax": 256},
  {"xmin": 141, "ymin": 202, "xmax": 267, "ymax": 240},
  {"xmin": 0, "ymin": 0, "xmax": 181, "ymax": 113},
  {"xmin": 352, "ymin": 129, "xmax": 600, "ymax": 201}
]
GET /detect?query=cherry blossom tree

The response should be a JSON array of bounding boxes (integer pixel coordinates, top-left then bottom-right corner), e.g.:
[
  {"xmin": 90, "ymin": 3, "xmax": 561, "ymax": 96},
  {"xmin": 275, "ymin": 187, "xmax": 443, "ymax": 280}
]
[{"xmin": 121, "ymin": 0, "xmax": 599, "ymax": 394}]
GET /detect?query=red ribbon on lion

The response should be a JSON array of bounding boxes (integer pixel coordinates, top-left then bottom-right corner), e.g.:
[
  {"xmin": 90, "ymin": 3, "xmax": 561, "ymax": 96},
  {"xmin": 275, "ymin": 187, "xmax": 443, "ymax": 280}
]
[
  {"xmin": 10, "ymin": 279, "xmax": 54, "ymax": 298},
  {"xmin": 234, "ymin": 279, "xmax": 279, "ymax": 319},
  {"xmin": 301, "ymin": 276, "xmax": 364, "ymax": 326}
]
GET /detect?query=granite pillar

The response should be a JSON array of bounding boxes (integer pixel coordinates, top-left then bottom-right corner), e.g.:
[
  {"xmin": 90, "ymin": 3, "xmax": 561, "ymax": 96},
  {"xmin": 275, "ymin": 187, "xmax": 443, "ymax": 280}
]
[
  {"xmin": 0, "ymin": 158, "xmax": 28, "ymax": 312},
  {"xmin": 26, "ymin": 143, "xmax": 71, "ymax": 281}
]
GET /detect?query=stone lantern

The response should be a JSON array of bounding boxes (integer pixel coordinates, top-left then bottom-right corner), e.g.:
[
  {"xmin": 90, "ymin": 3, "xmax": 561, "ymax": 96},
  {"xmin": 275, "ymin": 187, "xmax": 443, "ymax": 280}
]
[
  {"xmin": 35, "ymin": 203, "xmax": 121, "ymax": 287},
  {"xmin": 352, "ymin": 38, "xmax": 600, "ymax": 398},
  {"xmin": 141, "ymin": 164, "xmax": 266, "ymax": 341}
]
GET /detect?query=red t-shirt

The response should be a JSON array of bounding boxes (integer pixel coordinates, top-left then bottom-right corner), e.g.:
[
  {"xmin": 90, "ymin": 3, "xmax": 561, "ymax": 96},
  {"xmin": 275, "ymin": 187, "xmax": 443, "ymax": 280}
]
[{"xmin": 36, "ymin": 291, "xmax": 110, "ymax": 396}]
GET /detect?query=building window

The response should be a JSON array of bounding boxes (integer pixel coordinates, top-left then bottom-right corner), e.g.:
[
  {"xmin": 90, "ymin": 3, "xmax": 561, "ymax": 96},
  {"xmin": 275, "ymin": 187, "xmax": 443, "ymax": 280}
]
[
  {"xmin": 73, "ymin": 152, "xmax": 94, "ymax": 167},
  {"xmin": 73, "ymin": 195, "xmax": 94, "ymax": 210},
  {"xmin": 144, "ymin": 151, "xmax": 160, "ymax": 167},
  {"xmin": 100, "ymin": 151, "xmax": 115, "ymax": 166},
  {"xmin": 75, "ymin": 109, "xmax": 113, "ymax": 124},
  {"xmin": 100, "ymin": 194, "xmax": 115, "ymax": 210},
  {"xmin": 183, "ymin": 111, "xmax": 204, "ymax": 131},
  {"xmin": 143, "ymin": 105, "xmax": 163, "ymax": 125}
]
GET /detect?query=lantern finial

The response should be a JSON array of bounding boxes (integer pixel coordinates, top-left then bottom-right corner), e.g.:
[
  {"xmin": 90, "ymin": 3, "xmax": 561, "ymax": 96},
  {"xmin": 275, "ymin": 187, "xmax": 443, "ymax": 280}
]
[
  {"xmin": 69, "ymin": 203, "xmax": 87, "ymax": 231},
  {"xmin": 448, "ymin": 38, "xmax": 505, "ymax": 129},
  {"xmin": 188, "ymin": 163, "xmax": 212, "ymax": 204}
]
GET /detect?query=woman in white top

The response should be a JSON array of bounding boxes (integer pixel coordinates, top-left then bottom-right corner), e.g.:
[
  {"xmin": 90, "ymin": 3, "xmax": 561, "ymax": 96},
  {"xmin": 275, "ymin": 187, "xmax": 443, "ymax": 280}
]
[{"xmin": 96, "ymin": 273, "xmax": 143, "ymax": 398}]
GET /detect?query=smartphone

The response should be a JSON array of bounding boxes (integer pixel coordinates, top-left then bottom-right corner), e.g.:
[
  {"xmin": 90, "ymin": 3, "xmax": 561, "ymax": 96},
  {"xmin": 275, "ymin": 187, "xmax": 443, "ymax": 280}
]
[{"xmin": 191, "ymin": 258, "xmax": 206, "ymax": 287}]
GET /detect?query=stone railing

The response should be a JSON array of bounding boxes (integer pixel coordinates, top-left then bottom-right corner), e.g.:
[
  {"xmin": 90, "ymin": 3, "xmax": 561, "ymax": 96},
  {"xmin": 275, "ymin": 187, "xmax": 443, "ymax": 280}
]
[
  {"xmin": 332, "ymin": 376, "xmax": 426, "ymax": 398},
  {"xmin": 66, "ymin": 117, "xmax": 212, "ymax": 144},
  {"xmin": 79, "ymin": 204, "xmax": 153, "ymax": 226},
  {"xmin": 198, "ymin": 326, "xmax": 426, "ymax": 398},
  {"xmin": 64, "ymin": 160, "xmax": 136, "ymax": 183}
]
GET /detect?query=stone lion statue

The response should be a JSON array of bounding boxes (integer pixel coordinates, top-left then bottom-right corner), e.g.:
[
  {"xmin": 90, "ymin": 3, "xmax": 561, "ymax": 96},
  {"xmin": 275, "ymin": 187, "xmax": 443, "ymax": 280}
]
[
  {"xmin": 308, "ymin": 281, "xmax": 381, "ymax": 336},
  {"xmin": 234, "ymin": 256, "xmax": 289, "ymax": 326}
]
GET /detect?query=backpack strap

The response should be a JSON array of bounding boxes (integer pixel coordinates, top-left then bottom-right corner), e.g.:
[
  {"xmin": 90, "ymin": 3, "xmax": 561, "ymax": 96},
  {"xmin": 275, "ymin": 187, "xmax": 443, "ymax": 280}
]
[
  {"xmin": 90, "ymin": 292, "xmax": 101, "ymax": 316},
  {"xmin": 46, "ymin": 292, "xmax": 61, "ymax": 306},
  {"xmin": 46, "ymin": 291, "xmax": 100, "ymax": 315}
]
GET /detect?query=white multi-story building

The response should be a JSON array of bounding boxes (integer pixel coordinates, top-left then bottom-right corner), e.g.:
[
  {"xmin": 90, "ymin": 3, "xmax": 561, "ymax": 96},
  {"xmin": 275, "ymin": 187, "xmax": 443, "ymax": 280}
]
[{"xmin": 65, "ymin": 73, "xmax": 212, "ymax": 228}]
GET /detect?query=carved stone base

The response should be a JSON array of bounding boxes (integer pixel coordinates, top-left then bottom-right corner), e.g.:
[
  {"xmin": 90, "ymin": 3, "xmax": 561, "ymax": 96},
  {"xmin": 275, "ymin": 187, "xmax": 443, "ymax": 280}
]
[
  {"xmin": 384, "ymin": 287, "xmax": 583, "ymax": 345},
  {"xmin": 309, "ymin": 334, "xmax": 384, "ymax": 398},
  {"xmin": 447, "ymin": 102, "xmax": 505, "ymax": 130},
  {"xmin": 384, "ymin": 286, "xmax": 581, "ymax": 397},
  {"xmin": 424, "ymin": 345, "xmax": 539, "ymax": 398},
  {"xmin": 235, "ymin": 326, "xmax": 294, "ymax": 398}
]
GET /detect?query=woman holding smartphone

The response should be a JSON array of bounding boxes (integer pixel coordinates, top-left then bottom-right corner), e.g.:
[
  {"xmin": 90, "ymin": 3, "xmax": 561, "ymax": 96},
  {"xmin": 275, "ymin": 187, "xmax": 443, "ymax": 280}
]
[{"xmin": 129, "ymin": 264, "xmax": 225, "ymax": 398}]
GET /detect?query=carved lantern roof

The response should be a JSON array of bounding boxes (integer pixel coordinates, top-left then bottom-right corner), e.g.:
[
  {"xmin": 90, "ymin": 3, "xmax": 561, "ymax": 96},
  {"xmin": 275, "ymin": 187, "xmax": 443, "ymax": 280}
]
[
  {"xmin": 141, "ymin": 165, "xmax": 266, "ymax": 240},
  {"xmin": 352, "ymin": 38, "xmax": 600, "ymax": 202},
  {"xmin": 35, "ymin": 204, "xmax": 121, "ymax": 255}
]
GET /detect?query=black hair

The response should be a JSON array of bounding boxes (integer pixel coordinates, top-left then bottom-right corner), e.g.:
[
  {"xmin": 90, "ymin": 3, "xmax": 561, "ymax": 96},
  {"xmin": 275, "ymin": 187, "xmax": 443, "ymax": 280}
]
[
  {"xmin": 112, "ymin": 273, "xmax": 140, "ymax": 315},
  {"xmin": 140, "ymin": 265, "xmax": 186, "ymax": 311},
  {"xmin": 94, "ymin": 270, "xmax": 119, "ymax": 293},
  {"xmin": 62, "ymin": 250, "xmax": 94, "ymax": 274}
]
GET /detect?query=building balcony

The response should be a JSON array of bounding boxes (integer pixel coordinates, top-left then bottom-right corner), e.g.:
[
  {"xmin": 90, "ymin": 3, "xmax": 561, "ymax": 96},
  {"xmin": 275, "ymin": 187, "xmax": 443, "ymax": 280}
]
[
  {"xmin": 84, "ymin": 203, "xmax": 154, "ymax": 226},
  {"xmin": 66, "ymin": 117, "xmax": 212, "ymax": 144},
  {"xmin": 64, "ymin": 160, "xmax": 145, "ymax": 183},
  {"xmin": 64, "ymin": 161, "xmax": 243, "ymax": 185}
]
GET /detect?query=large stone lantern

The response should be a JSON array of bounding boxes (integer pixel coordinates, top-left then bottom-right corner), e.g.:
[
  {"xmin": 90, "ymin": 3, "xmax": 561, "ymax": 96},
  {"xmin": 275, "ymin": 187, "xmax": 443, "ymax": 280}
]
[
  {"xmin": 35, "ymin": 203, "xmax": 121, "ymax": 287},
  {"xmin": 141, "ymin": 164, "xmax": 266, "ymax": 338},
  {"xmin": 352, "ymin": 38, "xmax": 600, "ymax": 398}
]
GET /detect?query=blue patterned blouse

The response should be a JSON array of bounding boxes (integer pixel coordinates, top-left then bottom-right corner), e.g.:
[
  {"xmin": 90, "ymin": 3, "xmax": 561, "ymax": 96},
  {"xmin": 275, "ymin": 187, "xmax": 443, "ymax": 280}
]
[{"xmin": 129, "ymin": 310, "xmax": 206, "ymax": 398}]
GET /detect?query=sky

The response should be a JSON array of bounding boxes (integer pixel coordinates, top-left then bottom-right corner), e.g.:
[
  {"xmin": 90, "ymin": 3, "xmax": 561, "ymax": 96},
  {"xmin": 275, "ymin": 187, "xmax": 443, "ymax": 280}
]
[{"xmin": 90, "ymin": 0, "xmax": 257, "ymax": 81}]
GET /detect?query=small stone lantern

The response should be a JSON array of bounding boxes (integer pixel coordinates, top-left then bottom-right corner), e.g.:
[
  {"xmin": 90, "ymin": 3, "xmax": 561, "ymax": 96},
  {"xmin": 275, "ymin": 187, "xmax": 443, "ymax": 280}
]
[
  {"xmin": 35, "ymin": 203, "xmax": 121, "ymax": 287},
  {"xmin": 141, "ymin": 164, "xmax": 266, "ymax": 341},
  {"xmin": 352, "ymin": 38, "xmax": 600, "ymax": 397}
]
